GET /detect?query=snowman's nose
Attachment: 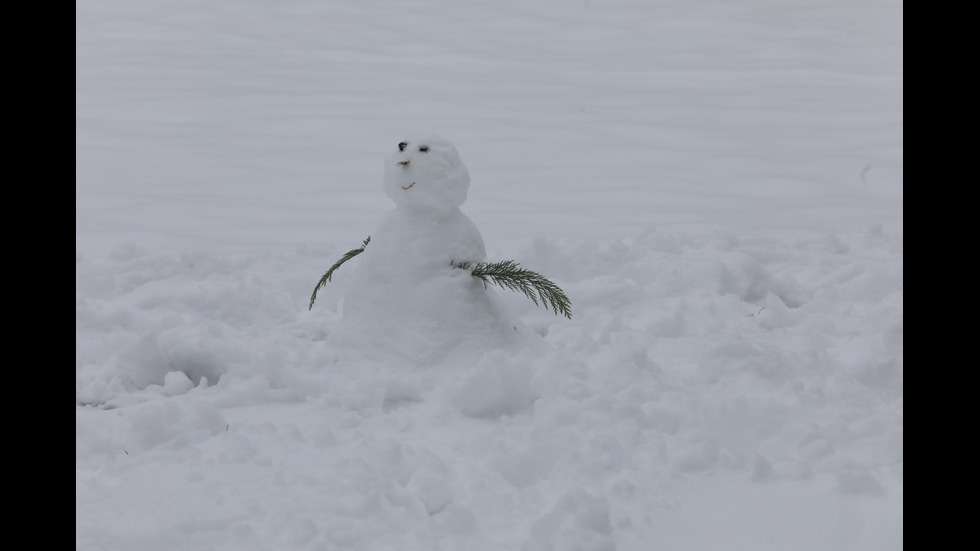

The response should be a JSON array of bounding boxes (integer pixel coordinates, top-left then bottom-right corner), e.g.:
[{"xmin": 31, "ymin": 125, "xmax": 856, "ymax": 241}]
[{"xmin": 396, "ymin": 160, "xmax": 410, "ymax": 166}]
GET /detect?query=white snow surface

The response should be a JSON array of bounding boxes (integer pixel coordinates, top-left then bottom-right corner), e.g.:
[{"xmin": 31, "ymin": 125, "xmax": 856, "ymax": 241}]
[{"xmin": 76, "ymin": 1, "xmax": 903, "ymax": 550}]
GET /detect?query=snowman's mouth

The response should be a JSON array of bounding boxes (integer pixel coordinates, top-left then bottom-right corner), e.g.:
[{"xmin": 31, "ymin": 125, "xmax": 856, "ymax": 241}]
[{"xmin": 396, "ymin": 160, "xmax": 414, "ymax": 189}]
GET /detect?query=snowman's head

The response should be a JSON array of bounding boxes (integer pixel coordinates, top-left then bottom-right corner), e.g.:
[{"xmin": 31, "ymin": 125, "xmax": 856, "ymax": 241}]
[{"xmin": 383, "ymin": 135, "xmax": 470, "ymax": 212}]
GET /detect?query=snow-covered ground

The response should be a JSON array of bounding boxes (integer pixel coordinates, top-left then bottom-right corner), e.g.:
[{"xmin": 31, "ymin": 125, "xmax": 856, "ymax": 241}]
[{"xmin": 76, "ymin": 1, "xmax": 903, "ymax": 549}]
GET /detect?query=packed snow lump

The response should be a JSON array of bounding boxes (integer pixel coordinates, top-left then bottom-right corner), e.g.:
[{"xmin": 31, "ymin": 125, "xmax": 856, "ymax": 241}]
[{"xmin": 324, "ymin": 136, "xmax": 543, "ymax": 373}]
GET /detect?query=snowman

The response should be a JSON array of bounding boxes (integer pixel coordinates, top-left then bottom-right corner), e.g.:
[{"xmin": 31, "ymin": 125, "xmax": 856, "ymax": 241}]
[{"xmin": 318, "ymin": 135, "xmax": 556, "ymax": 366}]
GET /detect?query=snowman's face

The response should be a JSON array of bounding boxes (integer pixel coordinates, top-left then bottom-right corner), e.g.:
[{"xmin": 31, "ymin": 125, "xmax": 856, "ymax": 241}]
[{"xmin": 383, "ymin": 136, "xmax": 470, "ymax": 211}]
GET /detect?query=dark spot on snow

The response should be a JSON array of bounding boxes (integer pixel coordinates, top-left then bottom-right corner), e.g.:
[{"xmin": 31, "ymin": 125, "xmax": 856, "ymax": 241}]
[
  {"xmin": 419, "ymin": 145, "xmax": 429, "ymax": 152},
  {"xmin": 398, "ymin": 141, "xmax": 407, "ymax": 151}
]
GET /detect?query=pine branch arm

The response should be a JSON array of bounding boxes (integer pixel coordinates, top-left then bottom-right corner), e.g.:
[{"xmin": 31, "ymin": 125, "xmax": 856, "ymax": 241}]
[
  {"xmin": 308, "ymin": 236, "xmax": 370, "ymax": 310},
  {"xmin": 455, "ymin": 260, "xmax": 572, "ymax": 319}
]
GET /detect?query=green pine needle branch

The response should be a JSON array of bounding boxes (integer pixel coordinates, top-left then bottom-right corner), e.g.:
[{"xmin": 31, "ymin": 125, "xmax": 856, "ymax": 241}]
[
  {"xmin": 308, "ymin": 236, "xmax": 370, "ymax": 310},
  {"xmin": 453, "ymin": 260, "xmax": 572, "ymax": 319}
]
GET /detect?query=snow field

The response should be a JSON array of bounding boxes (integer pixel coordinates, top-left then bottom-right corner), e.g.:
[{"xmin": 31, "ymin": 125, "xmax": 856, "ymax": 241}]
[{"xmin": 76, "ymin": 222, "xmax": 901, "ymax": 550}]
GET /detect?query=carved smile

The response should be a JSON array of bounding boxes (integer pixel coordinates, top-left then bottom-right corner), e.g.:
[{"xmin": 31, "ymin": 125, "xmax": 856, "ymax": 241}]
[{"xmin": 402, "ymin": 182, "xmax": 415, "ymax": 190}]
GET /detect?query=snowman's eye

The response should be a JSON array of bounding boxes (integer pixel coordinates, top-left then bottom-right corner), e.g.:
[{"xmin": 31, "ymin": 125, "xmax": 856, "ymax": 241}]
[
  {"xmin": 398, "ymin": 142, "xmax": 407, "ymax": 152},
  {"xmin": 419, "ymin": 145, "xmax": 429, "ymax": 152}
]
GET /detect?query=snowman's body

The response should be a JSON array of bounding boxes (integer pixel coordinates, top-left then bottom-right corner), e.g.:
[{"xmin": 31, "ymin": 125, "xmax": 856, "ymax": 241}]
[{"xmin": 327, "ymin": 136, "xmax": 534, "ymax": 365}]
